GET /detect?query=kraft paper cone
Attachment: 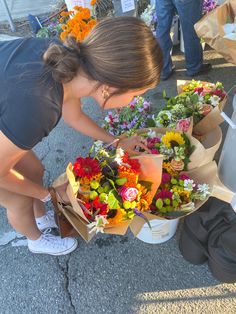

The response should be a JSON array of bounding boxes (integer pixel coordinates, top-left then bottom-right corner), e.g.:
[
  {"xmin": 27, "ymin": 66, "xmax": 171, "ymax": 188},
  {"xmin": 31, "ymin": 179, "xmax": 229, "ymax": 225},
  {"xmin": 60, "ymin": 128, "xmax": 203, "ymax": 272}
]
[
  {"xmin": 194, "ymin": 0, "xmax": 236, "ymax": 65},
  {"xmin": 177, "ymin": 80, "xmax": 227, "ymax": 135},
  {"xmin": 130, "ymin": 161, "xmax": 236, "ymax": 237}
]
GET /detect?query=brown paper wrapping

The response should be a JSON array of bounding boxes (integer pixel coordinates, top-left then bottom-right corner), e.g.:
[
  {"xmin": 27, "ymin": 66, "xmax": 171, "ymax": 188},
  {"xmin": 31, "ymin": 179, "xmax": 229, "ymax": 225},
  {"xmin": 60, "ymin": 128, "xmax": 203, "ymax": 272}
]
[
  {"xmin": 194, "ymin": 0, "xmax": 236, "ymax": 65},
  {"xmin": 130, "ymin": 161, "xmax": 236, "ymax": 237},
  {"xmin": 177, "ymin": 80, "xmax": 227, "ymax": 135},
  {"xmin": 132, "ymin": 127, "xmax": 222, "ymax": 170},
  {"xmin": 53, "ymin": 154, "xmax": 163, "ymax": 242}
]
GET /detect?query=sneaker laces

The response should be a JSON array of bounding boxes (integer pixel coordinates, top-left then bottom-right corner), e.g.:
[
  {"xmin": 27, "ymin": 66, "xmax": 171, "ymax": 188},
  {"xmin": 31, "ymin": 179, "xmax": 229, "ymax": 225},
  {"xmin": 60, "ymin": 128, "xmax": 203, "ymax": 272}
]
[{"xmin": 40, "ymin": 233, "xmax": 67, "ymax": 250}]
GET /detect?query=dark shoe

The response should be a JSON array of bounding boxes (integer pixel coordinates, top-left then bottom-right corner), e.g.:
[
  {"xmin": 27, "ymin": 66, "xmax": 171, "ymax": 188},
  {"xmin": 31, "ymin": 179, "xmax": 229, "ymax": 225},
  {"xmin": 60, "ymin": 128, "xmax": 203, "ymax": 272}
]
[
  {"xmin": 161, "ymin": 66, "xmax": 175, "ymax": 81},
  {"xmin": 187, "ymin": 63, "xmax": 212, "ymax": 77}
]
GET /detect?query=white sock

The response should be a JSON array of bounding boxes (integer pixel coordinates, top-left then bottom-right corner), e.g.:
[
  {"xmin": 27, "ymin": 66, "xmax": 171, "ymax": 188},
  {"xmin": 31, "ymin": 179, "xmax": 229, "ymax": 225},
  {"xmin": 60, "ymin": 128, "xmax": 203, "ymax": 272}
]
[{"xmin": 35, "ymin": 215, "xmax": 47, "ymax": 224}]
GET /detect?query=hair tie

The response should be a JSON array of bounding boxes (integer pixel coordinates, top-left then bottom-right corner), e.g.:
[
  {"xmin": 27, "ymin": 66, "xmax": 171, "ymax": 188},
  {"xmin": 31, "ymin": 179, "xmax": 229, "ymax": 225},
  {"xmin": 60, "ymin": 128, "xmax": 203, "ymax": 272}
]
[{"xmin": 63, "ymin": 45, "xmax": 81, "ymax": 58}]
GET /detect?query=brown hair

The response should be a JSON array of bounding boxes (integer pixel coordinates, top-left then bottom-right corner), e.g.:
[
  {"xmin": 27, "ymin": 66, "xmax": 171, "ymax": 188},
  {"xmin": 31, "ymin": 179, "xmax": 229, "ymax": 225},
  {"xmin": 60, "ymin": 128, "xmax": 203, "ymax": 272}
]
[{"xmin": 43, "ymin": 16, "xmax": 163, "ymax": 93}]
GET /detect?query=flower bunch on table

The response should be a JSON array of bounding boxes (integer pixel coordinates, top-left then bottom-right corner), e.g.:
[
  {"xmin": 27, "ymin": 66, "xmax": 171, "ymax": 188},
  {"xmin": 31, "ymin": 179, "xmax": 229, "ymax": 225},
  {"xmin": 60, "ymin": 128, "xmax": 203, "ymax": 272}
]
[
  {"xmin": 60, "ymin": 3, "xmax": 97, "ymax": 41},
  {"xmin": 149, "ymin": 171, "xmax": 210, "ymax": 218},
  {"xmin": 154, "ymin": 80, "xmax": 226, "ymax": 128},
  {"xmin": 72, "ymin": 142, "xmax": 153, "ymax": 232},
  {"xmin": 103, "ymin": 96, "xmax": 154, "ymax": 136}
]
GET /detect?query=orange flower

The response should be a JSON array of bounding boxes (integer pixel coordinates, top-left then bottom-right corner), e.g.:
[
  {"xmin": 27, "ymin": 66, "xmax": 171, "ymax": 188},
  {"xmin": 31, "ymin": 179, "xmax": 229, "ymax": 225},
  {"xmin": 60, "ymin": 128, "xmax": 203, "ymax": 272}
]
[
  {"xmin": 73, "ymin": 5, "xmax": 81, "ymax": 11},
  {"xmin": 88, "ymin": 19, "xmax": 97, "ymax": 27},
  {"xmin": 60, "ymin": 11, "xmax": 70, "ymax": 17},
  {"xmin": 90, "ymin": 0, "xmax": 97, "ymax": 6},
  {"xmin": 81, "ymin": 8, "xmax": 91, "ymax": 20}
]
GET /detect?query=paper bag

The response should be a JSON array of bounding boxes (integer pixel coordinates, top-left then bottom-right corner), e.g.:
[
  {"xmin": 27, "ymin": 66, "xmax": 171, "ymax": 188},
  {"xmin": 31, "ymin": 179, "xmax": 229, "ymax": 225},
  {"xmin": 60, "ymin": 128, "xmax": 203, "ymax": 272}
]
[
  {"xmin": 194, "ymin": 0, "xmax": 236, "ymax": 64},
  {"xmin": 177, "ymin": 80, "xmax": 227, "ymax": 135}
]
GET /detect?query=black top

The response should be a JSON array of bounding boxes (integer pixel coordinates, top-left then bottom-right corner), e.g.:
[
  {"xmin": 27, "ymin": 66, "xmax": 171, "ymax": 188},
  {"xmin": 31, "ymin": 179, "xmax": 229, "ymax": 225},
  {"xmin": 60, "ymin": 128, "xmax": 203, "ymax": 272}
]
[{"xmin": 0, "ymin": 37, "xmax": 63, "ymax": 150}]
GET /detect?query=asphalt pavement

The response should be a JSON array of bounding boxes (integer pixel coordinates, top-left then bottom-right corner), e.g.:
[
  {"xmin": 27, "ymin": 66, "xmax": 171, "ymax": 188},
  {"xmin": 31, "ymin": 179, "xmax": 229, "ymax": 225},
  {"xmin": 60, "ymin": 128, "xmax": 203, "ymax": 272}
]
[{"xmin": 0, "ymin": 41, "xmax": 236, "ymax": 314}]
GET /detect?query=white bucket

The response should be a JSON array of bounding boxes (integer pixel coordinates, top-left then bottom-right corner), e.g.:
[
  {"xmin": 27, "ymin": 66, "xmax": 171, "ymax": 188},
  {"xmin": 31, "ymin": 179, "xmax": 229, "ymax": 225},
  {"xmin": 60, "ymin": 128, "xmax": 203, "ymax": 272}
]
[
  {"xmin": 136, "ymin": 218, "xmax": 179, "ymax": 244},
  {"xmin": 64, "ymin": 0, "xmax": 92, "ymax": 11}
]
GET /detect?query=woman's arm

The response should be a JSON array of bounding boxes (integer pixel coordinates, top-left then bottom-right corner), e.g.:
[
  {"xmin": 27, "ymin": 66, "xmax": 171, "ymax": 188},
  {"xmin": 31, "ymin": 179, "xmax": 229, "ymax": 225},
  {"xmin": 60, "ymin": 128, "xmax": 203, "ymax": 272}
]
[
  {"xmin": 62, "ymin": 99, "xmax": 115, "ymax": 143},
  {"xmin": 0, "ymin": 131, "xmax": 49, "ymax": 200},
  {"xmin": 62, "ymin": 99, "xmax": 149, "ymax": 153}
]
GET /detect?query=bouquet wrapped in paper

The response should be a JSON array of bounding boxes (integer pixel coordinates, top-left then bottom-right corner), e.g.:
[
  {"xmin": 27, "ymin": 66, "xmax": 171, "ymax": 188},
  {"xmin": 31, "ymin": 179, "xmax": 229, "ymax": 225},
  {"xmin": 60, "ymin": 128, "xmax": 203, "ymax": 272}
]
[
  {"xmin": 176, "ymin": 80, "xmax": 227, "ymax": 134},
  {"xmin": 130, "ymin": 160, "xmax": 236, "ymax": 237},
  {"xmin": 154, "ymin": 80, "xmax": 226, "ymax": 135},
  {"xmin": 194, "ymin": 0, "xmax": 236, "ymax": 64},
  {"xmin": 52, "ymin": 142, "xmax": 163, "ymax": 242},
  {"xmin": 128, "ymin": 127, "xmax": 222, "ymax": 170}
]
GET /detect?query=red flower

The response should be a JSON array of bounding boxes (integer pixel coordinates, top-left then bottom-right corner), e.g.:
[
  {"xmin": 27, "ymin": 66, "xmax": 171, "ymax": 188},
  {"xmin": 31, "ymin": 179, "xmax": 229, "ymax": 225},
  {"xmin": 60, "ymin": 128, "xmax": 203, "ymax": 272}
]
[
  {"xmin": 73, "ymin": 157, "xmax": 101, "ymax": 179},
  {"xmin": 179, "ymin": 174, "xmax": 190, "ymax": 181},
  {"xmin": 92, "ymin": 197, "xmax": 108, "ymax": 216},
  {"xmin": 213, "ymin": 89, "xmax": 226, "ymax": 100},
  {"xmin": 121, "ymin": 153, "xmax": 141, "ymax": 174},
  {"xmin": 161, "ymin": 173, "xmax": 171, "ymax": 184},
  {"xmin": 147, "ymin": 137, "xmax": 160, "ymax": 149},
  {"xmin": 156, "ymin": 190, "xmax": 173, "ymax": 200},
  {"xmin": 194, "ymin": 87, "xmax": 204, "ymax": 94}
]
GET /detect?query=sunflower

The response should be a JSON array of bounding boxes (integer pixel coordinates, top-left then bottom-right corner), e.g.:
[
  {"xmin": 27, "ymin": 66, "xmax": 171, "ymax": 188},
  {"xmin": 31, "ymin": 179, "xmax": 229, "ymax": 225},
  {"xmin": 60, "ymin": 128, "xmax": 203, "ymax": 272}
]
[
  {"xmin": 107, "ymin": 208, "xmax": 126, "ymax": 226},
  {"xmin": 161, "ymin": 131, "xmax": 185, "ymax": 148}
]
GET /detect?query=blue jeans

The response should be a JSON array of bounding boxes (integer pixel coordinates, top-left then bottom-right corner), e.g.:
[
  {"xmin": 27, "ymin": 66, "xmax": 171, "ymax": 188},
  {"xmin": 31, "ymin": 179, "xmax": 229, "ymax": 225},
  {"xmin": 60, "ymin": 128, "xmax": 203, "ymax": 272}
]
[{"xmin": 156, "ymin": 0, "xmax": 203, "ymax": 78}]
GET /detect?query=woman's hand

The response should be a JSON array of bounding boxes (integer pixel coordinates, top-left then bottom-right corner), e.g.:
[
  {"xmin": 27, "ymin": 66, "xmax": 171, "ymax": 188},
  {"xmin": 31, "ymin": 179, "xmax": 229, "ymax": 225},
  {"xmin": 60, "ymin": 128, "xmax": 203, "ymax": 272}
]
[
  {"xmin": 54, "ymin": 182, "xmax": 70, "ymax": 205},
  {"xmin": 117, "ymin": 135, "xmax": 150, "ymax": 155}
]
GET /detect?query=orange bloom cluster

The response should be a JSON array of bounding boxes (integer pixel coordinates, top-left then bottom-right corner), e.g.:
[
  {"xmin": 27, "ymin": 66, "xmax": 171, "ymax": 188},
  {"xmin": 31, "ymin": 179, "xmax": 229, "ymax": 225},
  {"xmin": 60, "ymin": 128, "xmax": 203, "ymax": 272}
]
[{"xmin": 60, "ymin": 6, "xmax": 97, "ymax": 41}]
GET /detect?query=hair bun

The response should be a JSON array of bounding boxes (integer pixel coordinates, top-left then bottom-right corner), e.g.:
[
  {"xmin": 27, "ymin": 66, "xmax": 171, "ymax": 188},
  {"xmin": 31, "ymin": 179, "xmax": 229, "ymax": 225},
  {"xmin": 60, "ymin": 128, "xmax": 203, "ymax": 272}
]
[{"xmin": 43, "ymin": 36, "xmax": 83, "ymax": 83}]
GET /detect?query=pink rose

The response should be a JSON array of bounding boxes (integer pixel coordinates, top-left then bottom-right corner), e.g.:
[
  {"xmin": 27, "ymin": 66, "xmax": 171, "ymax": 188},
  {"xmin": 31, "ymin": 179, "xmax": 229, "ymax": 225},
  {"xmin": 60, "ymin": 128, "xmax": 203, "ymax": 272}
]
[
  {"xmin": 176, "ymin": 119, "xmax": 191, "ymax": 133},
  {"xmin": 119, "ymin": 186, "xmax": 138, "ymax": 202}
]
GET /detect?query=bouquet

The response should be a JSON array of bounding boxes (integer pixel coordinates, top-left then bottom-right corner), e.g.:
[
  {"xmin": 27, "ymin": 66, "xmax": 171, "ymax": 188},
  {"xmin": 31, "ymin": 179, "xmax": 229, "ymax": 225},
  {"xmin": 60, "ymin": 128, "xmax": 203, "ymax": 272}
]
[
  {"xmin": 137, "ymin": 129, "xmax": 194, "ymax": 173},
  {"xmin": 154, "ymin": 80, "xmax": 226, "ymax": 135},
  {"xmin": 103, "ymin": 96, "xmax": 154, "ymax": 136},
  {"xmin": 150, "ymin": 170, "xmax": 210, "ymax": 219},
  {"xmin": 63, "ymin": 141, "xmax": 163, "ymax": 240},
  {"xmin": 60, "ymin": 4, "xmax": 97, "ymax": 41}
]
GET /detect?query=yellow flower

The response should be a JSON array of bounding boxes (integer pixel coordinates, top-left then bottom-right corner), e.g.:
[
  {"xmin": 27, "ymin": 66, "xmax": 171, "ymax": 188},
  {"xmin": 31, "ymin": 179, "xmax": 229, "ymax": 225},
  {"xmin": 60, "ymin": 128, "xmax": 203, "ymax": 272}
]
[
  {"xmin": 163, "ymin": 162, "xmax": 178, "ymax": 176},
  {"xmin": 162, "ymin": 131, "xmax": 185, "ymax": 148},
  {"xmin": 136, "ymin": 199, "xmax": 150, "ymax": 211}
]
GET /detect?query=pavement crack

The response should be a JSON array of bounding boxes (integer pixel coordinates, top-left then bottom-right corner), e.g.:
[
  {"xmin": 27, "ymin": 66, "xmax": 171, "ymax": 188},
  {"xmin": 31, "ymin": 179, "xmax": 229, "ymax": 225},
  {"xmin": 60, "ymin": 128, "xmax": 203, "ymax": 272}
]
[{"xmin": 56, "ymin": 256, "xmax": 77, "ymax": 314}]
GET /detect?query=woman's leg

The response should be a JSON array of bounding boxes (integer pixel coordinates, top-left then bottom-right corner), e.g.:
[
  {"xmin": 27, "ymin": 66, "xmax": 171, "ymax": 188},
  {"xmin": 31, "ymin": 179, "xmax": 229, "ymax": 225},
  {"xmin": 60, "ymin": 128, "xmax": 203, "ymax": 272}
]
[
  {"xmin": 14, "ymin": 150, "xmax": 46, "ymax": 218},
  {"xmin": 0, "ymin": 187, "xmax": 41, "ymax": 240}
]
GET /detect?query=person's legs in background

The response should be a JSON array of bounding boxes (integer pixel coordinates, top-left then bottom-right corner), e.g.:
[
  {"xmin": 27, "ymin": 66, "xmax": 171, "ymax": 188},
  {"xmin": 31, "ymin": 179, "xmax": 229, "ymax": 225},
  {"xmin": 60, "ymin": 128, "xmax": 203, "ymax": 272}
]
[
  {"xmin": 156, "ymin": 0, "xmax": 176, "ymax": 80},
  {"xmin": 175, "ymin": 0, "xmax": 211, "ymax": 76}
]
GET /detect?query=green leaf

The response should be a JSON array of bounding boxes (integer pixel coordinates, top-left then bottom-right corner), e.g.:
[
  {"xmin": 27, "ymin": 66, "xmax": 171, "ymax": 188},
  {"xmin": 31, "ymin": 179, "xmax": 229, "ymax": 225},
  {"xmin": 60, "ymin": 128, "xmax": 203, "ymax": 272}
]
[
  {"xmin": 107, "ymin": 190, "xmax": 120, "ymax": 209},
  {"xmin": 146, "ymin": 118, "xmax": 156, "ymax": 127}
]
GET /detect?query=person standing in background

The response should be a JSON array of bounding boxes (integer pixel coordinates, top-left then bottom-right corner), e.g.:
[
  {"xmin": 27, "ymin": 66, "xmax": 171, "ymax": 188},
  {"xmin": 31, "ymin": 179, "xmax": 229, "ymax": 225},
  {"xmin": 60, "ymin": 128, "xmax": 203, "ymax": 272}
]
[{"xmin": 156, "ymin": 0, "xmax": 212, "ymax": 80}]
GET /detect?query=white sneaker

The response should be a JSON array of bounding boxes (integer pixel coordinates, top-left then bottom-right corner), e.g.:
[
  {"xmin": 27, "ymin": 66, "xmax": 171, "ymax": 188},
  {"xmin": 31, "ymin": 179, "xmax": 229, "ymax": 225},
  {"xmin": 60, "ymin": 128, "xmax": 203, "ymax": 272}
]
[
  {"xmin": 36, "ymin": 210, "xmax": 58, "ymax": 231},
  {"xmin": 28, "ymin": 234, "xmax": 78, "ymax": 256}
]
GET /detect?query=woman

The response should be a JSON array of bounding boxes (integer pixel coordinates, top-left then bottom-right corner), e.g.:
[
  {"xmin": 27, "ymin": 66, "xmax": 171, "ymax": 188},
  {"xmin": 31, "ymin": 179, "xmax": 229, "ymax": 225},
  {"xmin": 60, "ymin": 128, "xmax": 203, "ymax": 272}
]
[{"xmin": 0, "ymin": 17, "xmax": 163, "ymax": 256}]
